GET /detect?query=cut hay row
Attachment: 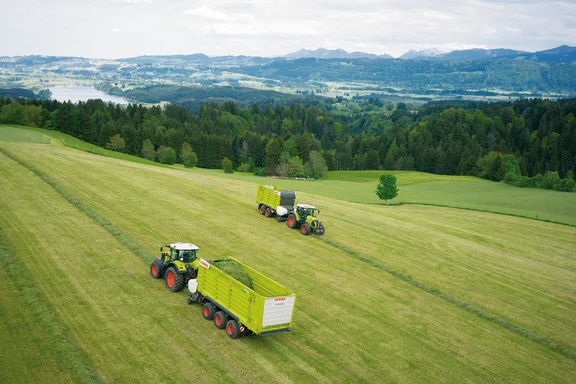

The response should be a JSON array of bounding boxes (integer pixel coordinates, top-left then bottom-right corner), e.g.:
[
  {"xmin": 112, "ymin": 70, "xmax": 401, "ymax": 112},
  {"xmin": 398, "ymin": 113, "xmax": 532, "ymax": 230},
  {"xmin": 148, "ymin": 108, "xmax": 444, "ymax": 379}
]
[
  {"xmin": 0, "ymin": 146, "xmax": 154, "ymax": 264},
  {"xmin": 0, "ymin": 225, "xmax": 102, "ymax": 384},
  {"xmin": 317, "ymin": 236, "xmax": 576, "ymax": 360}
]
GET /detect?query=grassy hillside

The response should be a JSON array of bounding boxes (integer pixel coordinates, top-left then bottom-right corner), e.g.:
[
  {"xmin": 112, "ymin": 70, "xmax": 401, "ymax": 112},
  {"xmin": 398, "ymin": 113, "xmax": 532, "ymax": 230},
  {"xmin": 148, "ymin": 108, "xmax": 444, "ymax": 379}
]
[
  {"xmin": 200, "ymin": 169, "xmax": 576, "ymax": 226},
  {"xmin": 1, "ymin": 127, "xmax": 575, "ymax": 382}
]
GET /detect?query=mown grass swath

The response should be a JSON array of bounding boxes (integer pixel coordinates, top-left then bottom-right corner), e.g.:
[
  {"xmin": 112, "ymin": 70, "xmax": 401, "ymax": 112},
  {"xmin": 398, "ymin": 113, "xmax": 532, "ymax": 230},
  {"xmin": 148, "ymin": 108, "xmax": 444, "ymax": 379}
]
[
  {"xmin": 0, "ymin": 146, "xmax": 153, "ymax": 264},
  {"xmin": 317, "ymin": 236, "xmax": 576, "ymax": 361},
  {"xmin": 0, "ymin": 230, "xmax": 102, "ymax": 384}
]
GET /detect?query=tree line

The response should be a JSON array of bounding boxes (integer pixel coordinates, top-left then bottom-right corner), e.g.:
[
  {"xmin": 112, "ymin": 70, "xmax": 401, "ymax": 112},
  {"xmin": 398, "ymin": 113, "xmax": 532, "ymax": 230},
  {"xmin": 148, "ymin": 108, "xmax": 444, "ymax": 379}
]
[{"xmin": 0, "ymin": 96, "xmax": 575, "ymax": 189}]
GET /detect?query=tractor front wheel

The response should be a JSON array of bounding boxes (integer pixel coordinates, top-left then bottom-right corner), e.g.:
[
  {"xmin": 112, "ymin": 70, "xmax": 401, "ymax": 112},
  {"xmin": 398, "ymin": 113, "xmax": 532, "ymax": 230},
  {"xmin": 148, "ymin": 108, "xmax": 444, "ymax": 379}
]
[
  {"xmin": 226, "ymin": 319, "xmax": 241, "ymax": 339},
  {"xmin": 150, "ymin": 258, "xmax": 165, "ymax": 279},
  {"xmin": 202, "ymin": 303, "xmax": 216, "ymax": 320},
  {"xmin": 165, "ymin": 266, "xmax": 184, "ymax": 292},
  {"xmin": 214, "ymin": 311, "xmax": 229, "ymax": 329},
  {"xmin": 287, "ymin": 214, "xmax": 297, "ymax": 229},
  {"xmin": 300, "ymin": 223, "xmax": 311, "ymax": 236}
]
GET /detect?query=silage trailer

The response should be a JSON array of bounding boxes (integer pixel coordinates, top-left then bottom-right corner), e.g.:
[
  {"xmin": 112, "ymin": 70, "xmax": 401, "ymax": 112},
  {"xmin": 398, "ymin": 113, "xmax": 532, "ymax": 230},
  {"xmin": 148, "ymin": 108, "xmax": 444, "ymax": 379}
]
[{"xmin": 150, "ymin": 243, "xmax": 296, "ymax": 339}]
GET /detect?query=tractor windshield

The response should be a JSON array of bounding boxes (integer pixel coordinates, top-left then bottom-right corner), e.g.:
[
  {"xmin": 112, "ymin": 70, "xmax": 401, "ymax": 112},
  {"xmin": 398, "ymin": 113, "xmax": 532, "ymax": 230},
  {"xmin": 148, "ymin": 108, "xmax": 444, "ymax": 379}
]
[
  {"xmin": 178, "ymin": 250, "xmax": 196, "ymax": 263},
  {"xmin": 171, "ymin": 248, "xmax": 197, "ymax": 263}
]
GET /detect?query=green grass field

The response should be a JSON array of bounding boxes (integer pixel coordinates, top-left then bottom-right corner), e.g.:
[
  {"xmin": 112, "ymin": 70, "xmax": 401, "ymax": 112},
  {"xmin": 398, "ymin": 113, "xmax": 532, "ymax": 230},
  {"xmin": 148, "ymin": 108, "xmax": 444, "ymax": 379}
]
[{"xmin": 1, "ymin": 125, "xmax": 575, "ymax": 383}]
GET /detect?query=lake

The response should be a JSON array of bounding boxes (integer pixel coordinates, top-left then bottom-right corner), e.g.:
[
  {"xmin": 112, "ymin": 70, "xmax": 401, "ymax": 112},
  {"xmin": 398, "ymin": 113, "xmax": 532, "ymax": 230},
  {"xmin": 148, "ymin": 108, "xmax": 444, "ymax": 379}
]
[{"xmin": 49, "ymin": 86, "xmax": 129, "ymax": 104}]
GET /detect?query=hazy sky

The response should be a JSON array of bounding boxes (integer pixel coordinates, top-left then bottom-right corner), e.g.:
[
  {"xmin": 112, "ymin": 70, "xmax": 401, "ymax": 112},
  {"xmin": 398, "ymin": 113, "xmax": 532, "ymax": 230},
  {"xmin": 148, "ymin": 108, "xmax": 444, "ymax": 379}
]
[{"xmin": 1, "ymin": 0, "xmax": 574, "ymax": 58}]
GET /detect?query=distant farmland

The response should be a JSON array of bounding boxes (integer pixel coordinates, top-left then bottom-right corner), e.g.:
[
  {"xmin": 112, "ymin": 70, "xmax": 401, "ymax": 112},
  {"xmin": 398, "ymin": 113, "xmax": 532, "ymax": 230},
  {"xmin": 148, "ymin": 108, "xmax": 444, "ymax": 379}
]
[{"xmin": 1, "ymin": 125, "xmax": 575, "ymax": 383}]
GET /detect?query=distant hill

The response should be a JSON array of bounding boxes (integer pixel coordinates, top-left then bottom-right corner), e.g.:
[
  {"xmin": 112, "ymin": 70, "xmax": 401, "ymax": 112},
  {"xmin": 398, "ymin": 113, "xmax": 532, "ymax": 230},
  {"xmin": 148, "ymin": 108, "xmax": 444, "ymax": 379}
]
[
  {"xmin": 399, "ymin": 48, "xmax": 443, "ymax": 60},
  {"xmin": 434, "ymin": 48, "xmax": 528, "ymax": 61},
  {"xmin": 526, "ymin": 45, "xmax": 576, "ymax": 63},
  {"xmin": 0, "ymin": 88, "xmax": 37, "ymax": 98},
  {"xmin": 286, "ymin": 48, "xmax": 393, "ymax": 60}
]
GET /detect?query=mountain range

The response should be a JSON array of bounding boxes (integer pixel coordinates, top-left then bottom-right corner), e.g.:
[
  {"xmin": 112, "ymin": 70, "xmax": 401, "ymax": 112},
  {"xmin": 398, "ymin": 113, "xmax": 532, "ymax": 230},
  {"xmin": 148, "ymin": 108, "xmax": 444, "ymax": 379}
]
[
  {"xmin": 284, "ymin": 45, "xmax": 576, "ymax": 63},
  {"xmin": 285, "ymin": 48, "xmax": 393, "ymax": 60}
]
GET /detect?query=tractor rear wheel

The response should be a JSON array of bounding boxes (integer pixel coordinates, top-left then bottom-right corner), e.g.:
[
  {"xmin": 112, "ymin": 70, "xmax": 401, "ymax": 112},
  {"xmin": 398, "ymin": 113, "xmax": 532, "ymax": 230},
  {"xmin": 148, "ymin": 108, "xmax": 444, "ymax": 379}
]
[
  {"xmin": 258, "ymin": 205, "xmax": 265, "ymax": 215},
  {"xmin": 265, "ymin": 208, "xmax": 272, "ymax": 217},
  {"xmin": 165, "ymin": 265, "xmax": 184, "ymax": 292},
  {"xmin": 150, "ymin": 258, "xmax": 165, "ymax": 279},
  {"xmin": 300, "ymin": 223, "xmax": 311, "ymax": 235},
  {"xmin": 316, "ymin": 223, "xmax": 325, "ymax": 236},
  {"xmin": 226, "ymin": 319, "xmax": 241, "ymax": 339},
  {"xmin": 287, "ymin": 214, "xmax": 297, "ymax": 229},
  {"xmin": 202, "ymin": 303, "xmax": 216, "ymax": 320},
  {"xmin": 214, "ymin": 311, "xmax": 229, "ymax": 329}
]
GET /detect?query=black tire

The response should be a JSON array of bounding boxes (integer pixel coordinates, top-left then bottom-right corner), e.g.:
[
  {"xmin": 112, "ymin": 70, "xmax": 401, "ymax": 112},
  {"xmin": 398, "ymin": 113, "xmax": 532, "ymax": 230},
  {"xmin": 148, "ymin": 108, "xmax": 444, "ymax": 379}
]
[
  {"xmin": 287, "ymin": 214, "xmax": 297, "ymax": 229},
  {"xmin": 265, "ymin": 208, "xmax": 272, "ymax": 217},
  {"xmin": 258, "ymin": 205, "xmax": 265, "ymax": 215},
  {"xmin": 165, "ymin": 265, "xmax": 184, "ymax": 292},
  {"xmin": 214, "ymin": 311, "xmax": 229, "ymax": 329},
  {"xmin": 300, "ymin": 223, "xmax": 311, "ymax": 236},
  {"xmin": 226, "ymin": 319, "xmax": 241, "ymax": 339},
  {"xmin": 202, "ymin": 302, "xmax": 216, "ymax": 320},
  {"xmin": 150, "ymin": 258, "xmax": 165, "ymax": 279},
  {"xmin": 316, "ymin": 223, "xmax": 325, "ymax": 236}
]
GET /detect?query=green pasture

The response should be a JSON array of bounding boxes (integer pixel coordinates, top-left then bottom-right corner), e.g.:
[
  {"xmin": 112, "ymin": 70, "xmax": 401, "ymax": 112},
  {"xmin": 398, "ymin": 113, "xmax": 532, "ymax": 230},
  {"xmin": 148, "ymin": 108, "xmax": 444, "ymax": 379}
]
[
  {"xmin": 3, "ymin": 124, "xmax": 575, "ymax": 226},
  {"xmin": 200, "ymin": 169, "xmax": 576, "ymax": 226},
  {"xmin": 0, "ymin": 133, "xmax": 575, "ymax": 382}
]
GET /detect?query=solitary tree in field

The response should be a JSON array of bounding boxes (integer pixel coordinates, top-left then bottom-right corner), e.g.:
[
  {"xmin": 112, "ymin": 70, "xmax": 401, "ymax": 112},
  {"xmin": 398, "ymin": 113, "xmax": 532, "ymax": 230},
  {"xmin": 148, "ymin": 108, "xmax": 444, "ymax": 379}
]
[{"xmin": 376, "ymin": 174, "xmax": 398, "ymax": 204}]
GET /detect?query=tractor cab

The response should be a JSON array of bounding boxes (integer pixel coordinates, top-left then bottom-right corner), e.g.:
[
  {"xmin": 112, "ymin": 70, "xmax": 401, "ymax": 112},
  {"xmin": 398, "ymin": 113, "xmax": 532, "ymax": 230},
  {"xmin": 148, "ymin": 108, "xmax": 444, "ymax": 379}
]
[
  {"xmin": 153, "ymin": 243, "xmax": 200, "ymax": 292},
  {"xmin": 287, "ymin": 204, "xmax": 325, "ymax": 236},
  {"xmin": 161, "ymin": 243, "xmax": 198, "ymax": 263},
  {"xmin": 296, "ymin": 204, "xmax": 319, "ymax": 220}
]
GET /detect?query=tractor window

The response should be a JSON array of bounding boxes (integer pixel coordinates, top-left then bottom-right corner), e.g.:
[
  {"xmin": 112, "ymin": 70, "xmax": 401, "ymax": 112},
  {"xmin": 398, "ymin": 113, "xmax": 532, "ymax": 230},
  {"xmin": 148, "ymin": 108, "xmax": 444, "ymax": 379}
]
[
  {"xmin": 170, "ymin": 248, "xmax": 178, "ymax": 261},
  {"xmin": 178, "ymin": 250, "xmax": 196, "ymax": 263}
]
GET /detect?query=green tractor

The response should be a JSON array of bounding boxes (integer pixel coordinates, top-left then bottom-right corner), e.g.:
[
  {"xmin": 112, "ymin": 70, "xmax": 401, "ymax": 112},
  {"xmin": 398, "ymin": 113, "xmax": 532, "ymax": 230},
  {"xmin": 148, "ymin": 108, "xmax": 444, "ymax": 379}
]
[
  {"xmin": 150, "ymin": 243, "xmax": 199, "ymax": 292},
  {"xmin": 287, "ymin": 204, "xmax": 325, "ymax": 236}
]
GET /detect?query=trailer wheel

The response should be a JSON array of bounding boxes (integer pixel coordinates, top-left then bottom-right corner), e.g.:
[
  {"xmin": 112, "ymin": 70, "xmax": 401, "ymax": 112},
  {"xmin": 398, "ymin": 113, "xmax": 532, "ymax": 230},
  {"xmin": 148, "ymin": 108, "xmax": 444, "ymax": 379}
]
[
  {"xmin": 287, "ymin": 214, "xmax": 297, "ymax": 229},
  {"xmin": 214, "ymin": 311, "xmax": 229, "ymax": 329},
  {"xmin": 226, "ymin": 319, "xmax": 241, "ymax": 339},
  {"xmin": 202, "ymin": 303, "xmax": 216, "ymax": 320},
  {"xmin": 316, "ymin": 223, "xmax": 325, "ymax": 236},
  {"xmin": 150, "ymin": 258, "xmax": 164, "ymax": 279},
  {"xmin": 300, "ymin": 223, "xmax": 311, "ymax": 235},
  {"xmin": 258, "ymin": 205, "xmax": 265, "ymax": 215},
  {"xmin": 265, "ymin": 208, "xmax": 272, "ymax": 217},
  {"xmin": 165, "ymin": 266, "xmax": 184, "ymax": 292}
]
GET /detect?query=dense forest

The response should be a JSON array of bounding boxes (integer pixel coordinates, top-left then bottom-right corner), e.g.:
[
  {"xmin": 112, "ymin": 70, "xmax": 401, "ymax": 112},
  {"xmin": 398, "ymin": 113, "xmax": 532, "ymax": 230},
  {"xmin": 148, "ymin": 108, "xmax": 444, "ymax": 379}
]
[
  {"xmin": 1, "ymin": 96, "xmax": 575, "ymax": 190},
  {"xmin": 236, "ymin": 58, "xmax": 576, "ymax": 93}
]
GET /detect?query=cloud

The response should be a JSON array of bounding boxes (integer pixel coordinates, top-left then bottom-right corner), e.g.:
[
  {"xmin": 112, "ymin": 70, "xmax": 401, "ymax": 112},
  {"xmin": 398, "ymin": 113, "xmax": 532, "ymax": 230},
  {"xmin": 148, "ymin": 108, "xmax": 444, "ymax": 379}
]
[
  {"xmin": 0, "ymin": 0, "xmax": 573, "ymax": 59},
  {"xmin": 116, "ymin": 0, "xmax": 153, "ymax": 3},
  {"xmin": 183, "ymin": 5, "xmax": 254, "ymax": 22}
]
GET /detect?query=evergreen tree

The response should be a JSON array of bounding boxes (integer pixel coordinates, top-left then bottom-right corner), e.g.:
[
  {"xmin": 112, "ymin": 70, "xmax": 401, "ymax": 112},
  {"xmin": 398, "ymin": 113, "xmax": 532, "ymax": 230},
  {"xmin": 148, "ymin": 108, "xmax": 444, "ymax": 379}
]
[{"xmin": 376, "ymin": 174, "xmax": 398, "ymax": 204}]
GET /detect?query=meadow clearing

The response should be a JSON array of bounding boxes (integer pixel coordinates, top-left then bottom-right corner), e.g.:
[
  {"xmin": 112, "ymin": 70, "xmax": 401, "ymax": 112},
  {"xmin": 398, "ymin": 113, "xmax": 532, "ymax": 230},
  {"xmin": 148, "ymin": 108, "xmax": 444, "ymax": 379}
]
[{"xmin": 1, "ymin": 125, "xmax": 575, "ymax": 383}]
